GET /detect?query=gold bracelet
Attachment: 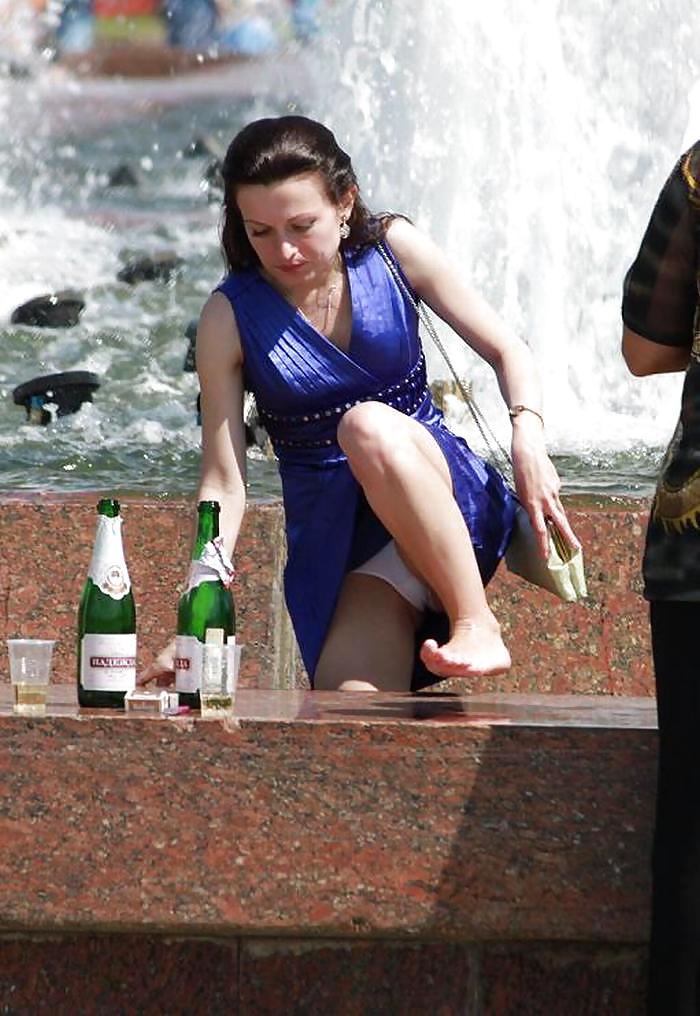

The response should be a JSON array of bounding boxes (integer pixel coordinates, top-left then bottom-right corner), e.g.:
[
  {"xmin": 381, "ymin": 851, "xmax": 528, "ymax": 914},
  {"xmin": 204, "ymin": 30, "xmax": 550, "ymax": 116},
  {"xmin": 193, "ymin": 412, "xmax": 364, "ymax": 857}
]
[{"xmin": 508, "ymin": 404, "xmax": 544, "ymax": 426}]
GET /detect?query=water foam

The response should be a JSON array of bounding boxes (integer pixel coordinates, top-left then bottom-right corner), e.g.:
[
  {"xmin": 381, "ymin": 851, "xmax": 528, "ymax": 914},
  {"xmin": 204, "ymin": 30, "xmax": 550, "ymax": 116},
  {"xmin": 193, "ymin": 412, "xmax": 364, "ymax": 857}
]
[{"xmin": 312, "ymin": 0, "xmax": 700, "ymax": 454}]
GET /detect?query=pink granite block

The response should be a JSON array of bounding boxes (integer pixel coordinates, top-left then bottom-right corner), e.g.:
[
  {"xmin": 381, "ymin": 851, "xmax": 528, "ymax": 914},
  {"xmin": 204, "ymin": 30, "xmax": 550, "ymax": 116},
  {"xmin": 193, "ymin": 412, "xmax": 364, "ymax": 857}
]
[
  {"xmin": 239, "ymin": 938, "xmax": 475, "ymax": 1014},
  {"xmin": 0, "ymin": 494, "xmax": 285, "ymax": 689},
  {"xmin": 0, "ymin": 496, "xmax": 655, "ymax": 694},
  {"xmin": 0, "ymin": 933, "xmax": 239, "ymax": 1014},
  {"xmin": 0, "ymin": 692, "xmax": 656, "ymax": 942},
  {"xmin": 486, "ymin": 506, "xmax": 653, "ymax": 698},
  {"xmin": 479, "ymin": 943, "xmax": 646, "ymax": 1015}
]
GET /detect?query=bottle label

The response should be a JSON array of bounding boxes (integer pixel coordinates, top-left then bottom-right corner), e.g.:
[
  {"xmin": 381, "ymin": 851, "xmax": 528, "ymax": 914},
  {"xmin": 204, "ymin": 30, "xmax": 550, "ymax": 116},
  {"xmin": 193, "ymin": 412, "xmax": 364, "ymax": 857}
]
[
  {"xmin": 185, "ymin": 537, "xmax": 235, "ymax": 593},
  {"xmin": 88, "ymin": 516, "xmax": 132, "ymax": 600},
  {"xmin": 81, "ymin": 633, "xmax": 137, "ymax": 691},
  {"xmin": 174, "ymin": 634, "xmax": 202, "ymax": 693}
]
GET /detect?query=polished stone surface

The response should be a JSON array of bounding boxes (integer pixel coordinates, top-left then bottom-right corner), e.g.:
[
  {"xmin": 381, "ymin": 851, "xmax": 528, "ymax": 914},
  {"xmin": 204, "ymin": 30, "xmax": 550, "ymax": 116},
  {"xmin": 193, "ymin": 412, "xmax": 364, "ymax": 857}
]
[
  {"xmin": 0, "ymin": 493, "xmax": 295, "ymax": 690},
  {"xmin": 0, "ymin": 496, "xmax": 654, "ymax": 696},
  {"xmin": 0, "ymin": 934, "xmax": 646, "ymax": 1014},
  {"xmin": 478, "ymin": 943, "xmax": 647, "ymax": 1015},
  {"xmin": 238, "ymin": 938, "xmax": 477, "ymax": 1014},
  {"xmin": 0, "ymin": 682, "xmax": 659, "ymax": 729},
  {"xmin": 0, "ymin": 687, "xmax": 655, "ymax": 944},
  {"xmin": 0, "ymin": 934, "xmax": 239, "ymax": 1013},
  {"xmin": 0, "ymin": 494, "xmax": 657, "ymax": 1012}
]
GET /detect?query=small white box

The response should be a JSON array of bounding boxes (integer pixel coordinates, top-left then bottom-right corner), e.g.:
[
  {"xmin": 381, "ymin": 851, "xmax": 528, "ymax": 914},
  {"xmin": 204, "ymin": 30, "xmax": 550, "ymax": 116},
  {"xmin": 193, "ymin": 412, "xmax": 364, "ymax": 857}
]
[{"xmin": 124, "ymin": 688, "xmax": 175, "ymax": 714}]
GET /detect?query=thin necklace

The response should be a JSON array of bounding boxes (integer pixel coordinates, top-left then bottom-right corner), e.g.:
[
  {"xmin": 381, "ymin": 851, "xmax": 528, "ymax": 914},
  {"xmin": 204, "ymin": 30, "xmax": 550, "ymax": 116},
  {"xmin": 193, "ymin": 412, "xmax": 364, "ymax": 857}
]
[{"xmin": 298, "ymin": 255, "xmax": 343, "ymax": 332}]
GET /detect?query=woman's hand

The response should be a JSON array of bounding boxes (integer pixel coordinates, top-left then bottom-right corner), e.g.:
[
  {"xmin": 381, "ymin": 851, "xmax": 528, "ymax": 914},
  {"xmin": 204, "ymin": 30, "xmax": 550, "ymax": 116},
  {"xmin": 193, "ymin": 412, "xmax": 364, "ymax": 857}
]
[
  {"xmin": 138, "ymin": 638, "xmax": 176, "ymax": 687},
  {"xmin": 510, "ymin": 415, "xmax": 580, "ymax": 560}
]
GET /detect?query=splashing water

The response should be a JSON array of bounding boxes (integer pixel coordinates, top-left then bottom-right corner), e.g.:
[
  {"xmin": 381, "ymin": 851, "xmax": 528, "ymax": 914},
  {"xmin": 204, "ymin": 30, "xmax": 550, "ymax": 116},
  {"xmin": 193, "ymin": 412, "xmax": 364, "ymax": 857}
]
[
  {"xmin": 1, "ymin": 2, "xmax": 698, "ymax": 497},
  {"xmin": 304, "ymin": 0, "xmax": 700, "ymax": 493},
  {"xmin": 0, "ymin": 18, "xmax": 303, "ymax": 497}
]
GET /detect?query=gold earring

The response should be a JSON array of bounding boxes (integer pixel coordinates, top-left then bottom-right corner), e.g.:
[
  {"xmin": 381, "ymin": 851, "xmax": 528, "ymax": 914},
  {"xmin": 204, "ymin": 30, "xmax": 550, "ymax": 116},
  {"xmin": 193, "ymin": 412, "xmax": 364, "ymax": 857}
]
[{"xmin": 339, "ymin": 218, "xmax": 350, "ymax": 239}]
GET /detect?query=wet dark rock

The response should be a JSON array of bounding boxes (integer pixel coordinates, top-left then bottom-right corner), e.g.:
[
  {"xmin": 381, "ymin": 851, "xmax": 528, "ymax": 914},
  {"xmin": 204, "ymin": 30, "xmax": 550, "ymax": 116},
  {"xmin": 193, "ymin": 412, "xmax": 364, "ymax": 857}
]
[
  {"xmin": 181, "ymin": 135, "xmax": 225, "ymax": 160},
  {"xmin": 107, "ymin": 163, "xmax": 140, "ymax": 188},
  {"xmin": 183, "ymin": 318, "xmax": 197, "ymax": 372},
  {"xmin": 244, "ymin": 391, "xmax": 273, "ymax": 456},
  {"xmin": 203, "ymin": 158, "xmax": 224, "ymax": 197},
  {"xmin": 11, "ymin": 290, "xmax": 85, "ymax": 329},
  {"xmin": 185, "ymin": 320, "xmax": 272, "ymax": 454},
  {"xmin": 0, "ymin": 54, "xmax": 32, "ymax": 79},
  {"xmin": 117, "ymin": 252, "xmax": 184, "ymax": 285},
  {"xmin": 12, "ymin": 370, "xmax": 101, "ymax": 424}
]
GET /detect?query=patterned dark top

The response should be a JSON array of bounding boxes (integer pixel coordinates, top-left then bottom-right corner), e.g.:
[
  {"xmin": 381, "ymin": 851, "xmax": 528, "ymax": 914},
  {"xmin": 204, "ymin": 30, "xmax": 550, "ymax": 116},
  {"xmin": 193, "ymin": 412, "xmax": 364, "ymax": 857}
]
[{"xmin": 622, "ymin": 141, "xmax": 700, "ymax": 599}]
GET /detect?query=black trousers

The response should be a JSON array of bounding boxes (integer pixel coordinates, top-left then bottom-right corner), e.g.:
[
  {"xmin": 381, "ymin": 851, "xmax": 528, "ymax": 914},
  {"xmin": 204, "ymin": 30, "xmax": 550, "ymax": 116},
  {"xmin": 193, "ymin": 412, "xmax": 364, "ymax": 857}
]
[{"xmin": 648, "ymin": 601, "xmax": 700, "ymax": 1014}]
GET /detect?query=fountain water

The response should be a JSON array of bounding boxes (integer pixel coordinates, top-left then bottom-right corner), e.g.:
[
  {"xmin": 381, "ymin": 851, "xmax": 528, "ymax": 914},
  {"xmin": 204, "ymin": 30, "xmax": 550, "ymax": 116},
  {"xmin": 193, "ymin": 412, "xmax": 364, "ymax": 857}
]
[
  {"xmin": 0, "ymin": 1, "xmax": 698, "ymax": 496},
  {"xmin": 305, "ymin": 0, "xmax": 700, "ymax": 491}
]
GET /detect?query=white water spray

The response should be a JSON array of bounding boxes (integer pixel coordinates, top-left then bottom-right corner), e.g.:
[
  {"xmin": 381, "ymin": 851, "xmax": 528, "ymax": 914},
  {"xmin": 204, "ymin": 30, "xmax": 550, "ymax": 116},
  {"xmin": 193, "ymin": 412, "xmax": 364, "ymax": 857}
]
[
  {"xmin": 1, "ymin": 2, "xmax": 699, "ymax": 492},
  {"xmin": 308, "ymin": 0, "xmax": 700, "ymax": 458}
]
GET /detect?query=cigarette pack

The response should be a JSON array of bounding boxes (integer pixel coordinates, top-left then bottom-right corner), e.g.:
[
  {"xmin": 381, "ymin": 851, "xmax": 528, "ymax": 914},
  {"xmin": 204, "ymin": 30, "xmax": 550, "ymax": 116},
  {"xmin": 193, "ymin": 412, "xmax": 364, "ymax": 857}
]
[{"xmin": 124, "ymin": 689, "xmax": 177, "ymax": 714}]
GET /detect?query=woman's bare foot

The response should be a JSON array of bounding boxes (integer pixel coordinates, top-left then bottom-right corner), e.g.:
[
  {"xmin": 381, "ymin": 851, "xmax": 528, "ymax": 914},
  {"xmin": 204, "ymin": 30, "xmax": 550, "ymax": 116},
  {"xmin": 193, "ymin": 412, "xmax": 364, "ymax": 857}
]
[{"xmin": 419, "ymin": 618, "xmax": 511, "ymax": 678}]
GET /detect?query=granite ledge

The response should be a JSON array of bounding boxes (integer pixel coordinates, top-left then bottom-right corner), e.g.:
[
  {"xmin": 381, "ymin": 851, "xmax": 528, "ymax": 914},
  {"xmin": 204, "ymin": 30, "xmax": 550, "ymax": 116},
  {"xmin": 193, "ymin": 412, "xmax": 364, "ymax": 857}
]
[
  {"xmin": 0, "ymin": 688, "xmax": 656, "ymax": 944},
  {"xmin": 0, "ymin": 495, "xmax": 656, "ymax": 696},
  {"xmin": 0, "ymin": 684, "xmax": 659, "ymax": 729}
]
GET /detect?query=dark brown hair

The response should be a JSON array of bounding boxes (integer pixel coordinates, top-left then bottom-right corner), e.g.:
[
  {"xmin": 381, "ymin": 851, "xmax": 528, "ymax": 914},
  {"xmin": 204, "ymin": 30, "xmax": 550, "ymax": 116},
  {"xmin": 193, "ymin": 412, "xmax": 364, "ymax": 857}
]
[{"xmin": 220, "ymin": 115, "xmax": 385, "ymax": 271}]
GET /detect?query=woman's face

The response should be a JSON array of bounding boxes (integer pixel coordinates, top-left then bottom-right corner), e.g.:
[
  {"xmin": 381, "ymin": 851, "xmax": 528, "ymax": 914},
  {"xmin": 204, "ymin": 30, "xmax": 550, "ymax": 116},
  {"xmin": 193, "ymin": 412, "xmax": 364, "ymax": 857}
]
[{"xmin": 235, "ymin": 171, "xmax": 355, "ymax": 290}]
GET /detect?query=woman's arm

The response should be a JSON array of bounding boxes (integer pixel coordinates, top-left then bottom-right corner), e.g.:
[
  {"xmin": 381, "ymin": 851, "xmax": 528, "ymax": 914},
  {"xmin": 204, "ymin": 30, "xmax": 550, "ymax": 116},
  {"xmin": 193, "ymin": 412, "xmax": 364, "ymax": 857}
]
[
  {"xmin": 622, "ymin": 325, "xmax": 691, "ymax": 376},
  {"xmin": 195, "ymin": 291, "xmax": 248, "ymax": 557},
  {"xmin": 138, "ymin": 292, "xmax": 246, "ymax": 684},
  {"xmin": 384, "ymin": 217, "xmax": 578, "ymax": 556}
]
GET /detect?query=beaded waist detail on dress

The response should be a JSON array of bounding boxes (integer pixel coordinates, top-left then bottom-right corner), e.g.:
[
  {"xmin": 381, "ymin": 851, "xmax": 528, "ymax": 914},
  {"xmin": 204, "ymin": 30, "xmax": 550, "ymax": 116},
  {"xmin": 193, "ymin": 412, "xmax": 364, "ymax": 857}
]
[{"xmin": 259, "ymin": 354, "xmax": 429, "ymax": 450}]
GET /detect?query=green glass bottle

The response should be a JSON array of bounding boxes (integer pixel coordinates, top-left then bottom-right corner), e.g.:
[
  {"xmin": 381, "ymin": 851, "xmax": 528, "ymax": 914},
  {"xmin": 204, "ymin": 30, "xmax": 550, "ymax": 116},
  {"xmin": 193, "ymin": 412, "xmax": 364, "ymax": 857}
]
[
  {"xmin": 175, "ymin": 500, "xmax": 235, "ymax": 709},
  {"xmin": 77, "ymin": 498, "xmax": 137, "ymax": 709}
]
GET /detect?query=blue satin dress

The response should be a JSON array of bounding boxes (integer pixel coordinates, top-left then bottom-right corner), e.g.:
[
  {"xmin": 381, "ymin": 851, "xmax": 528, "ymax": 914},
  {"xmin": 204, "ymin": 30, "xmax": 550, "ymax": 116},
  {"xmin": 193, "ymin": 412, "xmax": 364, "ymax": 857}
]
[{"xmin": 216, "ymin": 242, "xmax": 516, "ymax": 689}]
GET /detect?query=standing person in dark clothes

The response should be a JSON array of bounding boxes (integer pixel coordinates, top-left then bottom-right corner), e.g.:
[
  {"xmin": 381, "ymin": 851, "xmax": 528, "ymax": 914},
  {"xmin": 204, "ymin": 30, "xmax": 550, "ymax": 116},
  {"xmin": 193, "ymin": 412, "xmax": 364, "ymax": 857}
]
[{"xmin": 622, "ymin": 140, "xmax": 700, "ymax": 1014}]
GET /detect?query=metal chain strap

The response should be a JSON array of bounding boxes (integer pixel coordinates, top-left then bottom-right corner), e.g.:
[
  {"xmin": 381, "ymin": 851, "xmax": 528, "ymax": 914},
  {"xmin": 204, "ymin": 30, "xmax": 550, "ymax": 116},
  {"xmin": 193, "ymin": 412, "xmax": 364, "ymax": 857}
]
[{"xmin": 376, "ymin": 242, "xmax": 513, "ymax": 485}]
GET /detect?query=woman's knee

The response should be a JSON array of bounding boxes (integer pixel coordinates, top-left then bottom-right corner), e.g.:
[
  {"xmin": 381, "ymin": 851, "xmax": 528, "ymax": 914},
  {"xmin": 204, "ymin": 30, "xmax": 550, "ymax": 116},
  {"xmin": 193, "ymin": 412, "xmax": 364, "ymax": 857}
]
[{"xmin": 337, "ymin": 402, "xmax": 413, "ymax": 474}]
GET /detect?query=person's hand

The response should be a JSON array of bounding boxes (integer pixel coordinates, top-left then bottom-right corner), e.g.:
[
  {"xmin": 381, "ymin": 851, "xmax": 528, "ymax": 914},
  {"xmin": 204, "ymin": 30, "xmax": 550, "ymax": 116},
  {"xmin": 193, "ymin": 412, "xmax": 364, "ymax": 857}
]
[
  {"xmin": 510, "ymin": 416, "xmax": 580, "ymax": 560},
  {"xmin": 138, "ymin": 637, "xmax": 176, "ymax": 687}
]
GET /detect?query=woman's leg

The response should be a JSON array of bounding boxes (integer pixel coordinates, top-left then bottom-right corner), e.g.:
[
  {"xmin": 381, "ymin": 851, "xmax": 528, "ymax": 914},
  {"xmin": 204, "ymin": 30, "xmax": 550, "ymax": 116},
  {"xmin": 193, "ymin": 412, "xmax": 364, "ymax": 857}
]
[
  {"xmin": 314, "ymin": 573, "xmax": 419, "ymax": 691},
  {"xmin": 336, "ymin": 401, "xmax": 510, "ymax": 679},
  {"xmin": 648, "ymin": 601, "xmax": 700, "ymax": 1014}
]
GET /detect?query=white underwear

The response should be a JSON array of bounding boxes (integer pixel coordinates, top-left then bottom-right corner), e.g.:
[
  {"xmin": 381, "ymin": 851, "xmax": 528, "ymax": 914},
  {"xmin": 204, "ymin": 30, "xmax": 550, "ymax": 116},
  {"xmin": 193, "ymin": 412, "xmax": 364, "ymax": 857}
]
[{"xmin": 352, "ymin": 540, "xmax": 441, "ymax": 613}]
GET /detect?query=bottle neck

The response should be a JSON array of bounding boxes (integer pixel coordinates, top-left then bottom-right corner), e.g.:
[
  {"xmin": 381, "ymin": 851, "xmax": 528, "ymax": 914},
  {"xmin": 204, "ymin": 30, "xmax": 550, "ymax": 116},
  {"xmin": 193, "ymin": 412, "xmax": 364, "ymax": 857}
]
[
  {"xmin": 193, "ymin": 502, "xmax": 220, "ymax": 559},
  {"xmin": 97, "ymin": 498, "xmax": 120, "ymax": 519},
  {"xmin": 89, "ymin": 513, "xmax": 131, "ymax": 599}
]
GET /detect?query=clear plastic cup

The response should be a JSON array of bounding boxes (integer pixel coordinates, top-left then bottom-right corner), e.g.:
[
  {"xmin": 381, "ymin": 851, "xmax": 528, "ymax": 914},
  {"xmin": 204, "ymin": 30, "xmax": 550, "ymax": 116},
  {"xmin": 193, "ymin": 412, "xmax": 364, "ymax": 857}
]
[
  {"xmin": 7, "ymin": 639, "xmax": 55, "ymax": 716},
  {"xmin": 200, "ymin": 641, "xmax": 242, "ymax": 718}
]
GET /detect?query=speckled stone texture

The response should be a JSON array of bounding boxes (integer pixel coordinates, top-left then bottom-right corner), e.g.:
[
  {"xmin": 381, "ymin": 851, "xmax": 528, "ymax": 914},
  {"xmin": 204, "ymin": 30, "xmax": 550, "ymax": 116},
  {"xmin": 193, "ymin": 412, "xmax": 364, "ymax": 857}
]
[
  {"xmin": 0, "ymin": 495, "xmax": 653, "ymax": 695},
  {"xmin": 0, "ymin": 689, "xmax": 655, "ymax": 941},
  {"xmin": 479, "ymin": 943, "xmax": 647, "ymax": 1016},
  {"xmin": 487, "ymin": 504, "xmax": 651, "ymax": 698},
  {"xmin": 0, "ymin": 934, "xmax": 239, "ymax": 1014},
  {"xmin": 0, "ymin": 935, "xmax": 647, "ymax": 1014},
  {"xmin": 0, "ymin": 688, "xmax": 655, "ymax": 1012},
  {"xmin": 238, "ymin": 938, "xmax": 478, "ymax": 1014},
  {"xmin": 0, "ymin": 495, "xmax": 657, "ymax": 1012},
  {"xmin": 0, "ymin": 493, "xmax": 292, "ymax": 690}
]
